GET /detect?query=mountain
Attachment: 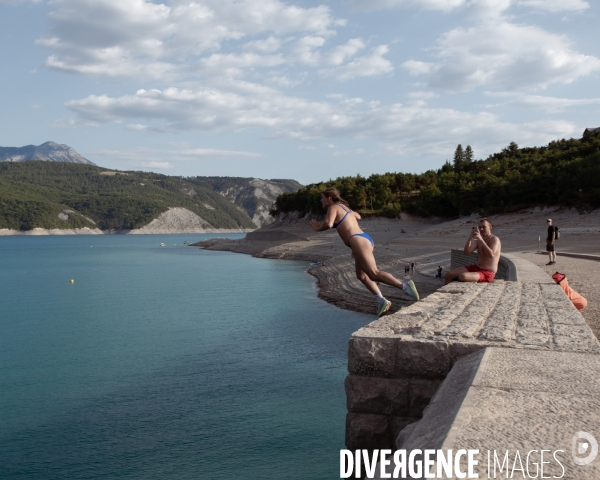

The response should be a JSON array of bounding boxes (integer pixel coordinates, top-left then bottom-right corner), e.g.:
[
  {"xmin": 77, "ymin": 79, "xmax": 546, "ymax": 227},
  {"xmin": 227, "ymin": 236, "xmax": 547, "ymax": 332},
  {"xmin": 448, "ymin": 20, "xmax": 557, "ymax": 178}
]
[
  {"xmin": 188, "ymin": 177, "xmax": 302, "ymax": 227},
  {"xmin": 0, "ymin": 142, "xmax": 95, "ymax": 165},
  {"xmin": 0, "ymin": 162, "xmax": 301, "ymax": 232}
]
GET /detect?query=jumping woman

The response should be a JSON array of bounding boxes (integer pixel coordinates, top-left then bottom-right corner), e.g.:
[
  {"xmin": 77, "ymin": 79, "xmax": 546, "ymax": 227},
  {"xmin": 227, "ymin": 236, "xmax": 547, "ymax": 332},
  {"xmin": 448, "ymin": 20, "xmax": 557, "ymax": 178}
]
[{"xmin": 310, "ymin": 188, "xmax": 419, "ymax": 316}]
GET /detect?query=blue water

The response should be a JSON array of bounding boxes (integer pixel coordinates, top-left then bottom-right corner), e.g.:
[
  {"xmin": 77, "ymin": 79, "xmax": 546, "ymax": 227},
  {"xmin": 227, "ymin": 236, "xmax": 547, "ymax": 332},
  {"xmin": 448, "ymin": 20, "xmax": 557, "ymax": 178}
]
[{"xmin": 0, "ymin": 235, "xmax": 369, "ymax": 480}]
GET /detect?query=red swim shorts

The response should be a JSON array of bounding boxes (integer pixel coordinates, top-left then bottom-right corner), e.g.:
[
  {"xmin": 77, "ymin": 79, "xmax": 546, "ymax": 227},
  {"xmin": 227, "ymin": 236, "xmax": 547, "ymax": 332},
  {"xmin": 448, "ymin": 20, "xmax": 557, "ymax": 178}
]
[{"xmin": 465, "ymin": 264, "xmax": 496, "ymax": 283}]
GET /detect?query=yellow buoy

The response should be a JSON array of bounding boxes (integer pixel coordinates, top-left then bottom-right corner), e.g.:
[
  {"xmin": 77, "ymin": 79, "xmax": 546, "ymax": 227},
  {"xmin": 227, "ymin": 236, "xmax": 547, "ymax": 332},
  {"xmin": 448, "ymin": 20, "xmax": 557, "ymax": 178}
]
[{"xmin": 70, "ymin": 279, "xmax": 75, "ymax": 284}]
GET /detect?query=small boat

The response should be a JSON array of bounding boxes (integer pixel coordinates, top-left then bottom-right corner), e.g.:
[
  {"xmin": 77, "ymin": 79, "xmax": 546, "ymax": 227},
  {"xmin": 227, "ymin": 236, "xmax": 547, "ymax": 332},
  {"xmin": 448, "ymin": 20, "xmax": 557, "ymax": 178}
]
[{"xmin": 160, "ymin": 243, "xmax": 166, "ymax": 247}]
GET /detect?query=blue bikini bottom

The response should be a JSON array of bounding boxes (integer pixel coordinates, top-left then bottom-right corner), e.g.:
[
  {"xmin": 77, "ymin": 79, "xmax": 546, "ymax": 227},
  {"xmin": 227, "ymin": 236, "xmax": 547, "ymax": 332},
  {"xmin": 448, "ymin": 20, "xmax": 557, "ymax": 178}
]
[{"xmin": 346, "ymin": 232, "xmax": 374, "ymax": 248}]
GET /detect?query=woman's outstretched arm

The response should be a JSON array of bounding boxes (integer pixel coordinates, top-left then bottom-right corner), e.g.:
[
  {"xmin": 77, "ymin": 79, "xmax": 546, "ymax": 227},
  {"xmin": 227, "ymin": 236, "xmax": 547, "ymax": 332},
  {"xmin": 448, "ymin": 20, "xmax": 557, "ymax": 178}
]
[{"xmin": 310, "ymin": 206, "xmax": 337, "ymax": 231}]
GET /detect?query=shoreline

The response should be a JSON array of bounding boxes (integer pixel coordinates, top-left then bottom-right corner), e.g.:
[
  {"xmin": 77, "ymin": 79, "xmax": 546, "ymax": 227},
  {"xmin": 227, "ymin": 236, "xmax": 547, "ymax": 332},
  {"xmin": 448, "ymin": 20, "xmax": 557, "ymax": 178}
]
[
  {"xmin": 0, "ymin": 227, "xmax": 254, "ymax": 236},
  {"xmin": 191, "ymin": 208, "xmax": 600, "ymax": 330}
]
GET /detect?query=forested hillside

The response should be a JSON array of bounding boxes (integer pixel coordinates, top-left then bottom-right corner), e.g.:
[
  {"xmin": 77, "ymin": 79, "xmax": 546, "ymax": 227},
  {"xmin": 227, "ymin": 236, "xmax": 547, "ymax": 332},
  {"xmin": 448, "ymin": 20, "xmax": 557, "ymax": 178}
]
[
  {"xmin": 271, "ymin": 132, "xmax": 600, "ymax": 218},
  {"xmin": 0, "ymin": 162, "xmax": 298, "ymax": 231}
]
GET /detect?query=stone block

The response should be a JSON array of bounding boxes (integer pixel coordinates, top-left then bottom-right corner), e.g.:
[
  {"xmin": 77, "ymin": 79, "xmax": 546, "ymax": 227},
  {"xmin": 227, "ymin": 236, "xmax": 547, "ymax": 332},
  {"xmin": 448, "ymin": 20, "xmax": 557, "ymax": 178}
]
[
  {"xmin": 397, "ymin": 340, "xmax": 451, "ymax": 377},
  {"xmin": 554, "ymin": 335, "xmax": 600, "ymax": 353},
  {"xmin": 348, "ymin": 337, "xmax": 397, "ymax": 377},
  {"xmin": 345, "ymin": 375, "xmax": 409, "ymax": 416},
  {"xmin": 449, "ymin": 341, "xmax": 485, "ymax": 366},
  {"xmin": 409, "ymin": 378, "xmax": 443, "ymax": 418},
  {"xmin": 394, "ymin": 419, "xmax": 420, "ymax": 449},
  {"xmin": 345, "ymin": 413, "xmax": 392, "ymax": 451}
]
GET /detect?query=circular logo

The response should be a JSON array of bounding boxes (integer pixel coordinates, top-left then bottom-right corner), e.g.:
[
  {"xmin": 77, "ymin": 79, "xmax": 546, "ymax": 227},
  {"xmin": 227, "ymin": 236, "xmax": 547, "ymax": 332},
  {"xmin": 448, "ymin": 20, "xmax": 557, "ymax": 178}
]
[{"xmin": 572, "ymin": 432, "xmax": 598, "ymax": 466}]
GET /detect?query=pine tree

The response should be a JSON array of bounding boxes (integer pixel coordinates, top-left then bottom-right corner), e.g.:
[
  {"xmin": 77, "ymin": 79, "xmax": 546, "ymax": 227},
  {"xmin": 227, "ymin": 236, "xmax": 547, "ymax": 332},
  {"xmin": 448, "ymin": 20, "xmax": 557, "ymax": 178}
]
[
  {"xmin": 453, "ymin": 144, "xmax": 464, "ymax": 172},
  {"xmin": 465, "ymin": 145, "xmax": 473, "ymax": 164}
]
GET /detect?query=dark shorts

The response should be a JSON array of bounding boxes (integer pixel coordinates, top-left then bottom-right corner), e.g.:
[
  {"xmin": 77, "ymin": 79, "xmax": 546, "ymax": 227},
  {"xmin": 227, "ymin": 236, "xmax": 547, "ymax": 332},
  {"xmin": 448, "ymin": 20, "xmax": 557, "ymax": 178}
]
[
  {"xmin": 546, "ymin": 241, "xmax": 555, "ymax": 252},
  {"xmin": 465, "ymin": 264, "xmax": 496, "ymax": 283}
]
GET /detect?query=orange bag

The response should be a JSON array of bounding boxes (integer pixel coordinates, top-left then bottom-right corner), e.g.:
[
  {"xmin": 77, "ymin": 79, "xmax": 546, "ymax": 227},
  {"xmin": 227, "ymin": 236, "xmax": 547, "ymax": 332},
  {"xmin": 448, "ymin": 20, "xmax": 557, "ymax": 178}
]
[{"xmin": 552, "ymin": 272, "xmax": 587, "ymax": 311}]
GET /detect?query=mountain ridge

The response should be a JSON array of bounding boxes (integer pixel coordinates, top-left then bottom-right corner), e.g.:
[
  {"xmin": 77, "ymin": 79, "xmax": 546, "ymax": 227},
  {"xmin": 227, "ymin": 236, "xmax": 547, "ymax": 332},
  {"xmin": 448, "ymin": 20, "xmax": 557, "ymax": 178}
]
[
  {"xmin": 0, "ymin": 141, "xmax": 95, "ymax": 165},
  {"xmin": 0, "ymin": 162, "xmax": 301, "ymax": 232}
]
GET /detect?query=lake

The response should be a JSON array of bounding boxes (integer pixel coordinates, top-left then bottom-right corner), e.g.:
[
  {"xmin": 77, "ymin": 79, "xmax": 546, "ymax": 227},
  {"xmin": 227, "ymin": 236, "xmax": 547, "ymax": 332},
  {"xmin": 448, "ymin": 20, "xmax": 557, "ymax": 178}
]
[{"xmin": 0, "ymin": 234, "xmax": 369, "ymax": 479}]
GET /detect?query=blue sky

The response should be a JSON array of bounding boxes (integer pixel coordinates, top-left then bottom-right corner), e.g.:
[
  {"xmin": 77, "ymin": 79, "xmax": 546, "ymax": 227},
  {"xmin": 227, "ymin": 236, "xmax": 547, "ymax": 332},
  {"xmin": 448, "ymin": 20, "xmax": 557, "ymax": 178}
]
[{"xmin": 1, "ymin": 0, "xmax": 598, "ymax": 185}]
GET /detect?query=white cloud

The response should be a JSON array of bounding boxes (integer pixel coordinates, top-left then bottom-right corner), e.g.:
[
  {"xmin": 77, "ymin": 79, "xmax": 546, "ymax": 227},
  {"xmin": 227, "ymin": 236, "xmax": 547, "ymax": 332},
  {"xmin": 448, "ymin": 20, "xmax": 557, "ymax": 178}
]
[
  {"xmin": 37, "ymin": 0, "xmax": 343, "ymax": 79},
  {"xmin": 179, "ymin": 148, "xmax": 263, "ymax": 158},
  {"xmin": 0, "ymin": 0, "xmax": 43, "ymax": 4},
  {"xmin": 65, "ymin": 85, "xmax": 576, "ymax": 156},
  {"xmin": 292, "ymin": 36, "xmax": 327, "ymax": 66},
  {"xmin": 323, "ymin": 38, "xmax": 365, "ymax": 66},
  {"xmin": 321, "ymin": 45, "xmax": 393, "ymax": 80},
  {"xmin": 488, "ymin": 94, "xmax": 600, "ymax": 112},
  {"xmin": 138, "ymin": 161, "xmax": 174, "ymax": 170},
  {"xmin": 347, "ymin": 0, "xmax": 468, "ymax": 13},
  {"xmin": 517, "ymin": 0, "xmax": 589, "ymax": 13},
  {"xmin": 242, "ymin": 36, "xmax": 281, "ymax": 52},
  {"xmin": 403, "ymin": 60, "xmax": 435, "ymax": 76},
  {"xmin": 403, "ymin": 21, "xmax": 600, "ymax": 91},
  {"xmin": 349, "ymin": 0, "xmax": 588, "ymax": 14},
  {"xmin": 126, "ymin": 124, "xmax": 149, "ymax": 131},
  {"xmin": 407, "ymin": 91, "xmax": 439, "ymax": 99},
  {"xmin": 92, "ymin": 146, "xmax": 262, "ymax": 164},
  {"xmin": 195, "ymin": 52, "xmax": 286, "ymax": 78},
  {"xmin": 267, "ymin": 73, "xmax": 305, "ymax": 87},
  {"xmin": 332, "ymin": 148, "xmax": 366, "ymax": 156}
]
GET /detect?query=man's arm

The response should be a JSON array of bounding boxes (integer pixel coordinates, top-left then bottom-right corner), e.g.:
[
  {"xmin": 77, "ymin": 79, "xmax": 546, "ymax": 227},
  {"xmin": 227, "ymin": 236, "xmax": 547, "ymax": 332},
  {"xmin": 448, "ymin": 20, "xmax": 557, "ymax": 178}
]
[{"xmin": 464, "ymin": 232, "xmax": 478, "ymax": 255}]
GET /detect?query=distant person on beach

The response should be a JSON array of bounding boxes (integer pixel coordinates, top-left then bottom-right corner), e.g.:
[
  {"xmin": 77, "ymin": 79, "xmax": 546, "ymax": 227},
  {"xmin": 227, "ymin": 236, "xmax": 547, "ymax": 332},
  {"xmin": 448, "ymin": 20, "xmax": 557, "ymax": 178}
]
[
  {"xmin": 411, "ymin": 262, "xmax": 415, "ymax": 275},
  {"xmin": 546, "ymin": 219, "xmax": 556, "ymax": 265},
  {"xmin": 445, "ymin": 218, "xmax": 501, "ymax": 284},
  {"xmin": 436, "ymin": 266, "xmax": 443, "ymax": 278},
  {"xmin": 405, "ymin": 264, "xmax": 410, "ymax": 276},
  {"xmin": 310, "ymin": 188, "xmax": 419, "ymax": 316}
]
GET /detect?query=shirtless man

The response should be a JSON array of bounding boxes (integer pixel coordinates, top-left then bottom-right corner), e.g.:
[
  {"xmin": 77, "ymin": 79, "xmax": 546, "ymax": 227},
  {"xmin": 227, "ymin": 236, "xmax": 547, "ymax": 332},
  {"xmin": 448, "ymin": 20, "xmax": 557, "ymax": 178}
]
[{"xmin": 444, "ymin": 218, "xmax": 501, "ymax": 284}]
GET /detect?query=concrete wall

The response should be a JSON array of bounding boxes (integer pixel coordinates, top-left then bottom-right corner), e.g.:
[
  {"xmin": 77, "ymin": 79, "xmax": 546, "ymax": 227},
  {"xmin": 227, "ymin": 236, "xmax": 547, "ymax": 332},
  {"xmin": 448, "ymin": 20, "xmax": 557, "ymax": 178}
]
[{"xmin": 345, "ymin": 254, "xmax": 599, "ymax": 452}]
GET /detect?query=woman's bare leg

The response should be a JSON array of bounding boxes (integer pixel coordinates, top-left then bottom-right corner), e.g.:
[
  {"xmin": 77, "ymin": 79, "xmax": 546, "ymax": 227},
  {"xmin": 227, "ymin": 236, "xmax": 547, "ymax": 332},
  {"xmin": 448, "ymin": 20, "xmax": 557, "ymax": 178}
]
[
  {"xmin": 355, "ymin": 262, "xmax": 382, "ymax": 295},
  {"xmin": 350, "ymin": 236, "xmax": 404, "ymax": 289}
]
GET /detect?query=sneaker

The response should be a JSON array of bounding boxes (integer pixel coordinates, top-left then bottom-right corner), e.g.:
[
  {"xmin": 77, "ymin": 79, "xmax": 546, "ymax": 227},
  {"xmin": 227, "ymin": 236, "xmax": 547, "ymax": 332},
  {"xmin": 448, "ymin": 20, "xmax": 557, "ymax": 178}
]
[
  {"xmin": 377, "ymin": 298, "xmax": 391, "ymax": 317},
  {"xmin": 546, "ymin": 261, "xmax": 555, "ymax": 265},
  {"xmin": 404, "ymin": 280, "xmax": 420, "ymax": 301}
]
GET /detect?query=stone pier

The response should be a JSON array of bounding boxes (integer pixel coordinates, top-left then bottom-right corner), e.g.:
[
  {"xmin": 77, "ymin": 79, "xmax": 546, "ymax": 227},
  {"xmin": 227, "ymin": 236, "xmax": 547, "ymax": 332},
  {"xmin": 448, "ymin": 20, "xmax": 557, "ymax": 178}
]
[{"xmin": 345, "ymin": 254, "xmax": 600, "ymax": 452}]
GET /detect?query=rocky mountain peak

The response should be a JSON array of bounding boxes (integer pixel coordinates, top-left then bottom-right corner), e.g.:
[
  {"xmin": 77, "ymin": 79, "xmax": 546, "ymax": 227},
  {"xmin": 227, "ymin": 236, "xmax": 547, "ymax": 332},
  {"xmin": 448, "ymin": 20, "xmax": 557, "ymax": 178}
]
[{"xmin": 0, "ymin": 142, "xmax": 95, "ymax": 165}]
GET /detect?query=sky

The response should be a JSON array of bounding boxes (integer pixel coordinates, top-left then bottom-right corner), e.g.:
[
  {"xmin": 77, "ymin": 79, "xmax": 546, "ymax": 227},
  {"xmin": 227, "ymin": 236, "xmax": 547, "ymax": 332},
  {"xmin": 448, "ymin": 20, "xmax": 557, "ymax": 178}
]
[{"xmin": 1, "ymin": 0, "xmax": 599, "ymax": 185}]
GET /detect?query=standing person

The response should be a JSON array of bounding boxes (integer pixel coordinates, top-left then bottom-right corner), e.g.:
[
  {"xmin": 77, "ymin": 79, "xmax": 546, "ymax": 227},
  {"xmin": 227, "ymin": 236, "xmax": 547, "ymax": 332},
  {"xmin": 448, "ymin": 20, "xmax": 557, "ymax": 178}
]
[
  {"xmin": 445, "ymin": 218, "xmax": 501, "ymax": 284},
  {"xmin": 546, "ymin": 219, "xmax": 556, "ymax": 265},
  {"xmin": 310, "ymin": 188, "xmax": 419, "ymax": 316},
  {"xmin": 404, "ymin": 264, "xmax": 409, "ymax": 276},
  {"xmin": 410, "ymin": 262, "xmax": 415, "ymax": 275},
  {"xmin": 437, "ymin": 266, "xmax": 443, "ymax": 278}
]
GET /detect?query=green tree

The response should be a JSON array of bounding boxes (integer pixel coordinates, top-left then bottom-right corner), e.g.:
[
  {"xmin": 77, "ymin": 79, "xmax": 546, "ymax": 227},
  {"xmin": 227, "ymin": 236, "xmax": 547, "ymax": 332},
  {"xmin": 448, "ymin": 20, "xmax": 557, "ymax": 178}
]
[
  {"xmin": 453, "ymin": 144, "xmax": 465, "ymax": 172},
  {"xmin": 464, "ymin": 145, "xmax": 473, "ymax": 165}
]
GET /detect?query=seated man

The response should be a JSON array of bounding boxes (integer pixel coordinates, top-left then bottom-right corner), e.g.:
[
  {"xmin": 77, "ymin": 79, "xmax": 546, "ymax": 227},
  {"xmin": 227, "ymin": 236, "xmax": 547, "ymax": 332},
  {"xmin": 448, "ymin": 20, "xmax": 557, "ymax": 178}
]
[{"xmin": 445, "ymin": 218, "xmax": 501, "ymax": 284}]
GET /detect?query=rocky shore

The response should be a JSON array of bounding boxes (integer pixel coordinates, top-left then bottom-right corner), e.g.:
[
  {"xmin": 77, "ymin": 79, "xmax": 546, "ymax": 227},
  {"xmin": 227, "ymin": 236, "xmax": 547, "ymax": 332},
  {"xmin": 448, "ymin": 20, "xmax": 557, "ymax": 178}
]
[{"xmin": 192, "ymin": 208, "xmax": 600, "ymax": 336}]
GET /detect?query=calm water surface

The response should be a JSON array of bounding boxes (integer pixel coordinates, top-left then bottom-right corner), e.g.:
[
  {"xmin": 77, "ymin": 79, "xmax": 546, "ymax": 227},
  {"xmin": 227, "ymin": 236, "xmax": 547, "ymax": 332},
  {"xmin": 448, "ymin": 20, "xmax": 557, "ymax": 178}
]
[{"xmin": 0, "ymin": 234, "xmax": 369, "ymax": 480}]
